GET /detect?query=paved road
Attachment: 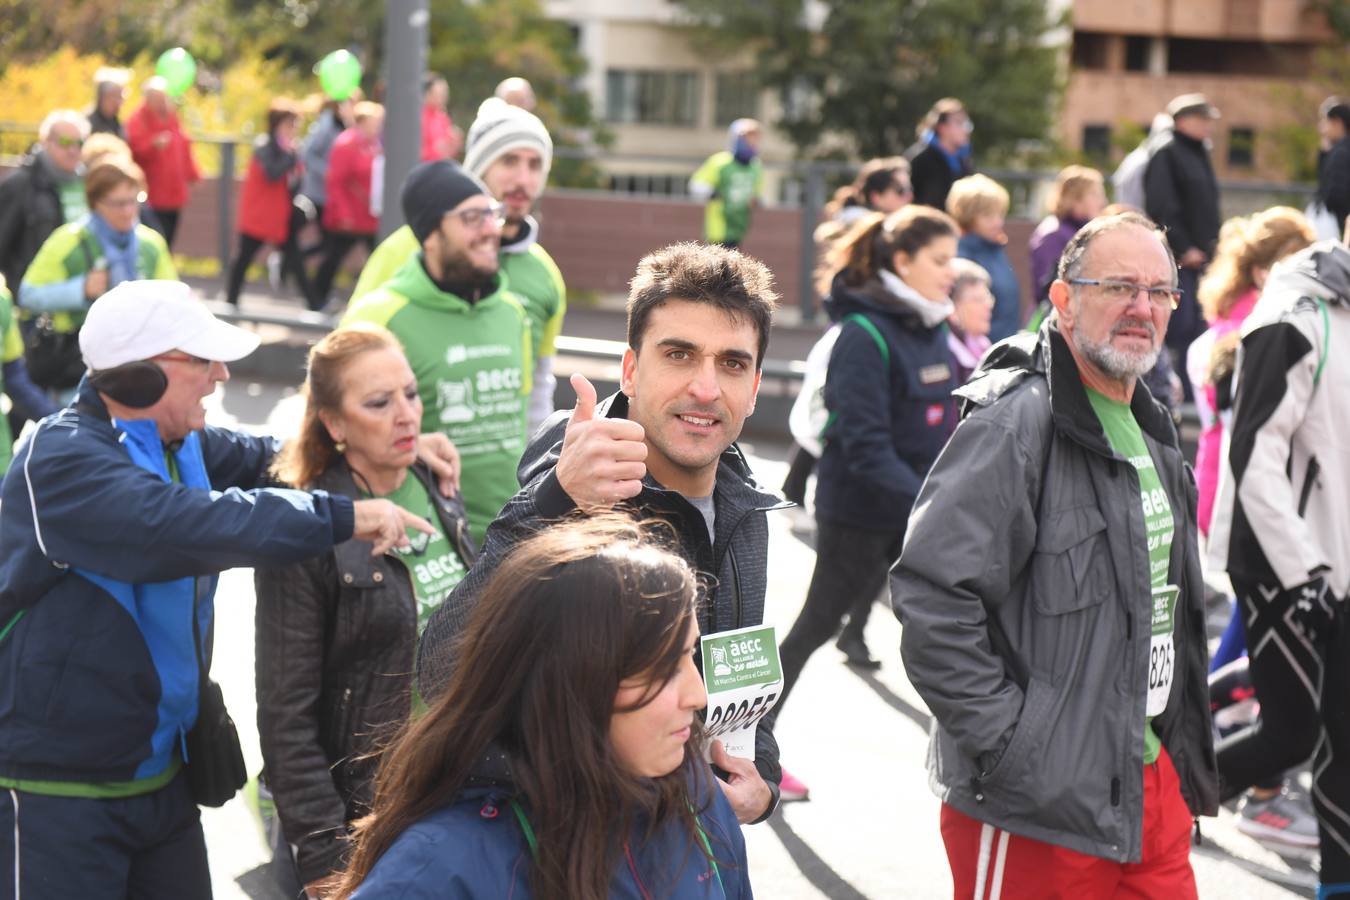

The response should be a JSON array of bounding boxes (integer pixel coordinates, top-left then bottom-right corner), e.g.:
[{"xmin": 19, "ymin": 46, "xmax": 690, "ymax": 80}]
[{"xmin": 197, "ymin": 379, "xmax": 1316, "ymax": 899}]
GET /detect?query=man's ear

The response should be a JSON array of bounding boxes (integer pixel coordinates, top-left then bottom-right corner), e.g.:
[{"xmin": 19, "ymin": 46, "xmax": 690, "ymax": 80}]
[
  {"xmin": 620, "ymin": 348, "xmax": 637, "ymax": 398},
  {"xmin": 1048, "ymin": 279, "xmax": 1073, "ymax": 328},
  {"xmin": 747, "ymin": 369, "xmax": 762, "ymax": 417}
]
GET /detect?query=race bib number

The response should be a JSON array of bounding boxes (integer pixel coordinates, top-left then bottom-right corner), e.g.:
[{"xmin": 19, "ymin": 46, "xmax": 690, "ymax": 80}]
[
  {"xmin": 1146, "ymin": 585, "xmax": 1179, "ymax": 717},
  {"xmin": 700, "ymin": 624, "xmax": 781, "ymax": 760}
]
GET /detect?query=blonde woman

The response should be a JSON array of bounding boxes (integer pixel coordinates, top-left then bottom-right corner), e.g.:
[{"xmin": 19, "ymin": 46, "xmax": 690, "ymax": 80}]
[
  {"xmin": 948, "ymin": 173, "xmax": 1021, "ymax": 341},
  {"xmin": 1028, "ymin": 166, "xmax": 1107, "ymax": 299}
]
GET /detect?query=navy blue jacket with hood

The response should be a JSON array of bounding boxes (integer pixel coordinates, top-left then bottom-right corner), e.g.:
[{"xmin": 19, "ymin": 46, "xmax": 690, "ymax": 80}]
[
  {"xmin": 0, "ymin": 381, "xmax": 354, "ymax": 789},
  {"xmin": 815, "ymin": 273, "xmax": 957, "ymax": 532},
  {"xmin": 349, "ymin": 752, "xmax": 752, "ymax": 899}
]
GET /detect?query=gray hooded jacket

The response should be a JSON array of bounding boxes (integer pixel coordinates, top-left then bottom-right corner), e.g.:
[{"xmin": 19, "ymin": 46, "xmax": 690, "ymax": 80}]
[{"xmin": 892, "ymin": 323, "xmax": 1218, "ymax": 862}]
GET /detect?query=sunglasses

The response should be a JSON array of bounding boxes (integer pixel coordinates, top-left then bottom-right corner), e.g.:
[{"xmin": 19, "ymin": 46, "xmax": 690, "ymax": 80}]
[{"xmin": 51, "ymin": 135, "xmax": 84, "ymax": 149}]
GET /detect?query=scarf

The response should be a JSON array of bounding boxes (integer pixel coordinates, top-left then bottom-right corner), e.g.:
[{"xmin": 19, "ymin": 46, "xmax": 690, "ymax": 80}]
[
  {"xmin": 878, "ymin": 268, "xmax": 954, "ymax": 329},
  {"xmin": 87, "ymin": 212, "xmax": 140, "ymax": 287}
]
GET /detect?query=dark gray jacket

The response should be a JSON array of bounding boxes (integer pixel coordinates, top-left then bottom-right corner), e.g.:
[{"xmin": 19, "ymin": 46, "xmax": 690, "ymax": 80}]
[
  {"xmin": 892, "ymin": 324, "xmax": 1218, "ymax": 862},
  {"xmin": 416, "ymin": 391, "xmax": 788, "ymax": 814},
  {"xmin": 254, "ymin": 460, "xmax": 475, "ymax": 884}
]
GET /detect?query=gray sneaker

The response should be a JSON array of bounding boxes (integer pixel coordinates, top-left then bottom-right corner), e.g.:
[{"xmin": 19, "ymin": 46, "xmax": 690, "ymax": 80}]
[{"xmin": 1236, "ymin": 787, "xmax": 1320, "ymax": 853}]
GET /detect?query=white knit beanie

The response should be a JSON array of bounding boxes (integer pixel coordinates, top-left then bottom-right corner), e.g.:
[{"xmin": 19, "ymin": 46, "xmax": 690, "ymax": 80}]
[{"xmin": 463, "ymin": 98, "xmax": 553, "ymax": 182}]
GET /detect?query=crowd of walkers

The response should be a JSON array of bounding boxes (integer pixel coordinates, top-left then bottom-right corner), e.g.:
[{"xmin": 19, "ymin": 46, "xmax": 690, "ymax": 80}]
[{"xmin": 2, "ymin": 73, "xmax": 1350, "ymax": 900}]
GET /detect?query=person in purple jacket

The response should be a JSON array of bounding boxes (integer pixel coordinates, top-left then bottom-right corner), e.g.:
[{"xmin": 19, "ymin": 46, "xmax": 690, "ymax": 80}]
[
  {"xmin": 335, "ymin": 515, "xmax": 752, "ymax": 900},
  {"xmin": 1029, "ymin": 165, "xmax": 1107, "ymax": 301}
]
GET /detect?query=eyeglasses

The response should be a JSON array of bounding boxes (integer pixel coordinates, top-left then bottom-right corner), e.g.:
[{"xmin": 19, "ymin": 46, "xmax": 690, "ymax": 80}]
[
  {"xmin": 1068, "ymin": 278, "xmax": 1180, "ymax": 311},
  {"xmin": 891, "ymin": 182, "xmax": 913, "ymax": 196},
  {"xmin": 98, "ymin": 192, "xmax": 146, "ymax": 211},
  {"xmin": 51, "ymin": 135, "xmax": 84, "ymax": 149},
  {"xmin": 448, "ymin": 202, "xmax": 505, "ymax": 230}
]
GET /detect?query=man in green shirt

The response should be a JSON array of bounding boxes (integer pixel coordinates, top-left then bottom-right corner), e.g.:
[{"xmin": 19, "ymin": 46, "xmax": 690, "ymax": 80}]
[
  {"xmin": 352, "ymin": 98, "xmax": 564, "ymax": 435},
  {"xmin": 689, "ymin": 118, "xmax": 763, "ymax": 249},
  {"xmin": 343, "ymin": 161, "xmax": 532, "ymax": 544},
  {"xmin": 894, "ymin": 212, "xmax": 1216, "ymax": 896}
]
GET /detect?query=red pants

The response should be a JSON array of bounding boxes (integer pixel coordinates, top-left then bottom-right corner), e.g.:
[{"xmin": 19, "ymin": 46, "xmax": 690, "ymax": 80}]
[{"xmin": 940, "ymin": 746, "xmax": 1197, "ymax": 899}]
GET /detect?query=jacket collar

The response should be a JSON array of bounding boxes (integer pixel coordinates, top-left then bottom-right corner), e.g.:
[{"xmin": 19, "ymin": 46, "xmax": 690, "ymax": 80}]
[
  {"xmin": 317, "ymin": 457, "xmax": 475, "ymax": 583},
  {"xmin": 959, "ymin": 321, "xmax": 1177, "ymax": 456}
]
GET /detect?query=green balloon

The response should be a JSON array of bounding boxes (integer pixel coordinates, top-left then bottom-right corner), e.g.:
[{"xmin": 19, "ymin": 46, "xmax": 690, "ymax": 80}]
[
  {"xmin": 155, "ymin": 47, "xmax": 196, "ymax": 97},
  {"xmin": 317, "ymin": 50, "xmax": 362, "ymax": 101}
]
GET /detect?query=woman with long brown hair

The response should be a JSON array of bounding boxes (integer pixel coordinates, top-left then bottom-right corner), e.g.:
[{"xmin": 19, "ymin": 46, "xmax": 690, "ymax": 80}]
[
  {"xmin": 334, "ymin": 515, "xmax": 751, "ymax": 899},
  {"xmin": 254, "ymin": 322, "xmax": 475, "ymax": 899}
]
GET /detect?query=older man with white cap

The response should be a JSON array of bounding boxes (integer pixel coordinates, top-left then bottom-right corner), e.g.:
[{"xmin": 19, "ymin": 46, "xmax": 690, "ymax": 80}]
[
  {"xmin": 351, "ymin": 96, "xmax": 563, "ymax": 434},
  {"xmin": 0, "ymin": 280, "xmax": 448, "ymax": 899}
]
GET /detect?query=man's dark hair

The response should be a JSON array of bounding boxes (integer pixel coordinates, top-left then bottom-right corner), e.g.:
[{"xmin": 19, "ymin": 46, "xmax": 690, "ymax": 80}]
[
  {"xmin": 1057, "ymin": 211, "xmax": 1178, "ymax": 284},
  {"xmin": 1321, "ymin": 96, "xmax": 1350, "ymax": 132},
  {"xmin": 627, "ymin": 242, "xmax": 778, "ymax": 367}
]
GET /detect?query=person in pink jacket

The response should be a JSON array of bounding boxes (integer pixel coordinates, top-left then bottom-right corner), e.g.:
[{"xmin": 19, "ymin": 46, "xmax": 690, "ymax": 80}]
[
  {"xmin": 311, "ymin": 101, "xmax": 383, "ymax": 311},
  {"xmin": 1187, "ymin": 207, "xmax": 1315, "ymax": 537}
]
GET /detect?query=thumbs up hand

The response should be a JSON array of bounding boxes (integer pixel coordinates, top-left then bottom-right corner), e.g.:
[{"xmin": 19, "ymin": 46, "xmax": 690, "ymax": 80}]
[{"xmin": 556, "ymin": 374, "xmax": 648, "ymax": 509}]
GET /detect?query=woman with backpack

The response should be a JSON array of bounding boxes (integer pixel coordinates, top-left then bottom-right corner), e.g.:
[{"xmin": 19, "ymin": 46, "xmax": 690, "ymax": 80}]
[{"xmin": 770, "ymin": 204, "xmax": 960, "ymax": 801}]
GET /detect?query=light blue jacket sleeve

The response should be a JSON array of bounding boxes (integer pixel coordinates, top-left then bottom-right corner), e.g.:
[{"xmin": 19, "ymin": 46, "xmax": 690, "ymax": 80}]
[{"xmin": 19, "ymin": 275, "xmax": 87, "ymax": 313}]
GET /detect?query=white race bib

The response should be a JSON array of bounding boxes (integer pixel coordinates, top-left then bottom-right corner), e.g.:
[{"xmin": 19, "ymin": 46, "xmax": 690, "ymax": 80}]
[{"xmin": 1146, "ymin": 585, "xmax": 1179, "ymax": 717}]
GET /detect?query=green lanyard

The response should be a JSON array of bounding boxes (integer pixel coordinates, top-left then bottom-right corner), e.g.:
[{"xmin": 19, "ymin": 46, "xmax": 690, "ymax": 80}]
[{"xmin": 508, "ymin": 798, "xmax": 726, "ymax": 897}]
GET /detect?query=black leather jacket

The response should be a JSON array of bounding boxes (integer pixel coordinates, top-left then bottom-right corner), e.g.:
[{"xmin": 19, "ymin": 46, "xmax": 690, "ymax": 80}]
[{"xmin": 254, "ymin": 460, "xmax": 475, "ymax": 884}]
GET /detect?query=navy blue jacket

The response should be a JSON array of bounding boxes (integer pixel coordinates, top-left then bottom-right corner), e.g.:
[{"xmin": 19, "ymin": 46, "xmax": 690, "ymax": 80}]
[
  {"xmin": 0, "ymin": 381, "xmax": 354, "ymax": 787},
  {"xmin": 350, "ymin": 768, "xmax": 752, "ymax": 899},
  {"xmin": 958, "ymin": 232, "xmax": 1022, "ymax": 343},
  {"xmin": 815, "ymin": 276, "xmax": 956, "ymax": 532}
]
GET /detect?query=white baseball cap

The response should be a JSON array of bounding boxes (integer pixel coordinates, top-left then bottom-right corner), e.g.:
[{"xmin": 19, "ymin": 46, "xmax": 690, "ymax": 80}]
[{"xmin": 80, "ymin": 280, "xmax": 261, "ymax": 371}]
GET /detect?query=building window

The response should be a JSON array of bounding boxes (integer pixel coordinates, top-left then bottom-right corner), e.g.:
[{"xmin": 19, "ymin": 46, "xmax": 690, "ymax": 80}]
[
  {"xmin": 1229, "ymin": 127, "xmax": 1256, "ymax": 168},
  {"xmin": 605, "ymin": 70, "xmax": 700, "ymax": 126},
  {"xmin": 1124, "ymin": 36, "xmax": 1151, "ymax": 72},
  {"xmin": 715, "ymin": 72, "xmax": 760, "ymax": 125},
  {"xmin": 1082, "ymin": 125, "xmax": 1111, "ymax": 158}
]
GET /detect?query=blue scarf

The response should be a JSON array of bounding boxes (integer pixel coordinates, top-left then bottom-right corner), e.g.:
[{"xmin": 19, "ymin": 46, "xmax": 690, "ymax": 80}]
[
  {"xmin": 925, "ymin": 131, "xmax": 972, "ymax": 176},
  {"xmin": 87, "ymin": 212, "xmax": 140, "ymax": 287}
]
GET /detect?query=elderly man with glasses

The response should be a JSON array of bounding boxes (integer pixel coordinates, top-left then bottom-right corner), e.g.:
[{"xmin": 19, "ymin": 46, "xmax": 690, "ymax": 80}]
[
  {"xmin": 893, "ymin": 212, "xmax": 1218, "ymax": 898},
  {"xmin": 0, "ymin": 280, "xmax": 453, "ymax": 899},
  {"xmin": 0, "ymin": 110, "xmax": 89, "ymax": 299},
  {"xmin": 344, "ymin": 161, "xmax": 532, "ymax": 544}
]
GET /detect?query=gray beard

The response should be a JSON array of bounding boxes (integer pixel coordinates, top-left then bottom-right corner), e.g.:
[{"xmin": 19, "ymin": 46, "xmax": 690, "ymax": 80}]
[{"xmin": 1076, "ymin": 326, "xmax": 1161, "ymax": 380}]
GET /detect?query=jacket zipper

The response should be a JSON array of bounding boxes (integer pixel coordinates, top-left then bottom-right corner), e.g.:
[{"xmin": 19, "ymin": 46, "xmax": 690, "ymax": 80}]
[
  {"xmin": 711, "ymin": 500, "xmax": 791, "ymax": 632},
  {"xmin": 1298, "ymin": 456, "xmax": 1320, "ymax": 517}
]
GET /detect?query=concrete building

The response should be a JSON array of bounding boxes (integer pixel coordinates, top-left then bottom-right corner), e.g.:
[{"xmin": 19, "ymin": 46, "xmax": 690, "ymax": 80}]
[
  {"xmin": 544, "ymin": 0, "xmax": 827, "ymax": 200},
  {"xmin": 1063, "ymin": 0, "xmax": 1339, "ymax": 180}
]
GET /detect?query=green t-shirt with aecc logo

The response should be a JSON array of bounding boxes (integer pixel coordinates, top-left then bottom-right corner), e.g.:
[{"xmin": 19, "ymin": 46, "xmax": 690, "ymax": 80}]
[
  {"xmin": 342, "ymin": 253, "xmax": 532, "ymax": 545},
  {"xmin": 381, "ymin": 472, "xmax": 467, "ymax": 635},
  {"xmin": 1085, "ymin": 388, "xmax": 1177, "ymax": 767}
]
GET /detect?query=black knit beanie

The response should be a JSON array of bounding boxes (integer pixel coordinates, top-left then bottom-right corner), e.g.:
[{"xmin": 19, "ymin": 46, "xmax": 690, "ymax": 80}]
[{"xmin": 401, "ymin": 161, "xmax": 490, "ymax": 243}]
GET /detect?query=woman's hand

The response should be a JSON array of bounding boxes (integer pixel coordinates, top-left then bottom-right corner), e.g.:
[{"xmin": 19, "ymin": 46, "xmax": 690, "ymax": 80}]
[{"xmin": 416, "ymin": 432, "xmax": 461, "ymax": 496}]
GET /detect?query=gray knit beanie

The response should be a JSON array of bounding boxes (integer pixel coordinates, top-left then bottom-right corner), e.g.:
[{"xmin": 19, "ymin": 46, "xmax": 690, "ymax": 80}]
[{"xmin": 463, "ymin": 98, "xmax": 553, "ymax": 182}]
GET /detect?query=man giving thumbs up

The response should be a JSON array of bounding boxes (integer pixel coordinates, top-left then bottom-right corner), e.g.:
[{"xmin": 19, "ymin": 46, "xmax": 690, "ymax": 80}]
[{"xmin": 417, "ymin": 242, "xmax": 786, "ymax": 823}]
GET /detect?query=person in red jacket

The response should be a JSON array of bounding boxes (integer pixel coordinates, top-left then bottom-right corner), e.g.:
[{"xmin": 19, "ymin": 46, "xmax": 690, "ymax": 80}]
[
  {"xmin": 125, "ymin": 76, "xmax": 200, "ymax": 249},
  {"xmin": 225, "ymin": 99, "xmax": 310, "ymax": 307},
  {"xmin": 311, "ymin": 101, "xmax": 383, "ymax": 312},
  {"xmin": 420, "ymin": 74, "xmax": 461, "ymax": 162}
]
